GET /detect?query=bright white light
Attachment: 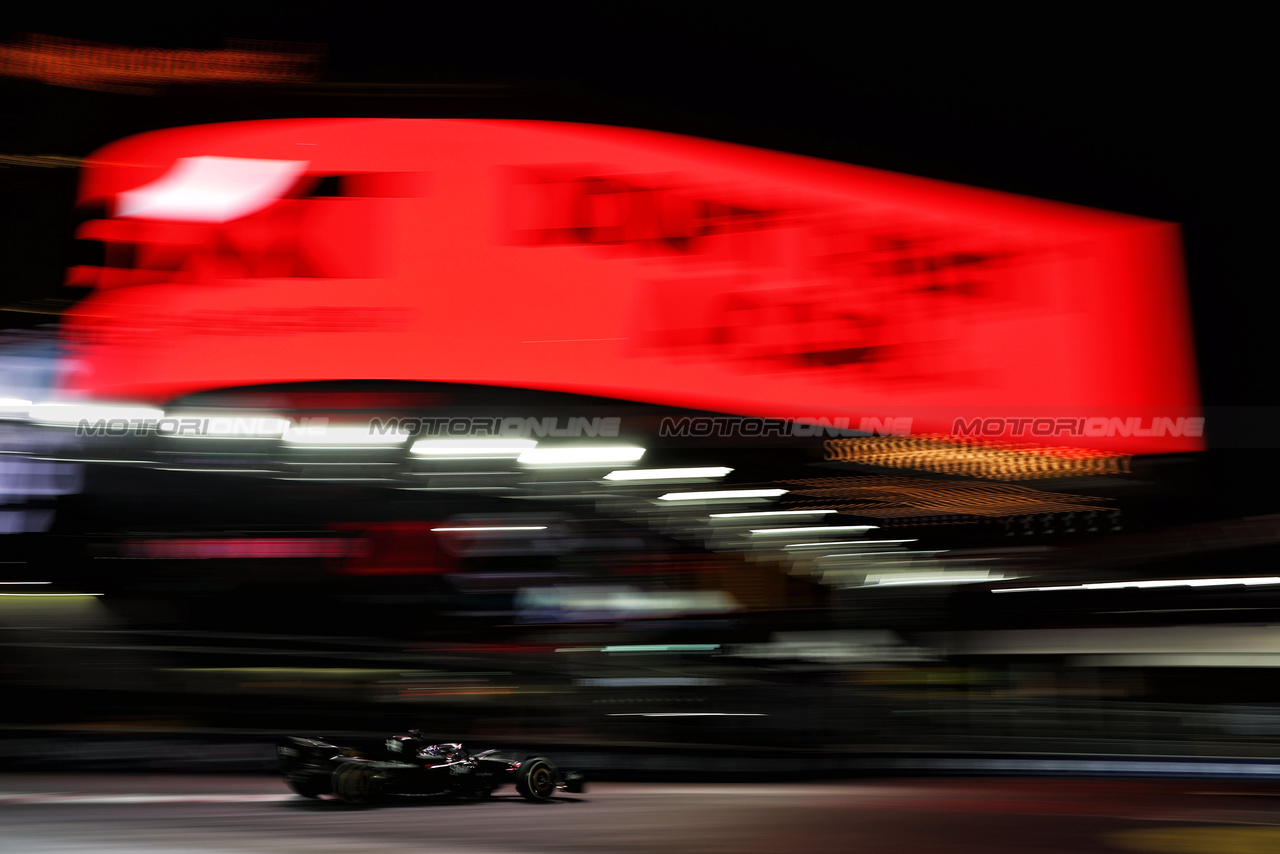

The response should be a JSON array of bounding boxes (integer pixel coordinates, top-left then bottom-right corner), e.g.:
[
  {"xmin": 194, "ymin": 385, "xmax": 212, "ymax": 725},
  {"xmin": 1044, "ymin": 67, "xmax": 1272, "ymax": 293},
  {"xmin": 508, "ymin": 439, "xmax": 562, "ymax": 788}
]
[
  {"xmin": 431, "ymin": 526, "xmax": 548, "ymax": 532},
  {"xmin": 994, "ymin": 576, "xmax": 1280, "ymax": 593},
  {"xmin": 604, "ymin": 467, "xmax": 732, "ymax": 481},
  {"xmin": 866, "ymin": 571, "xmax": 986, "ymax": 587},
  {"xmin": 284, "ymin": 426, "xmax": 405, "ymax": 446},
  {"xmin": 0, "ymin": 398, "xmax": 31, "ymax": 417},
  {"xmin": 814, "ymin": 540, "xmax": 926, "ymax": 555},
  {"xmin": 156, "ymin": 468, "xmax": 274, "ymax": 473},
  {"xmin": 399, "ymin": 487, "xmax": 516, "ymax": 492},
  {"xmin": 0, "ymin": 581, "xmax": 51, "ymax": 585},
  {"xmin": 518, "ymin": 446, "xmax": 645, "ymax": 465},
  {"xmin": 296, "ymin": 463, "xmax": 398, "ymax": 469},
  {"xmin": 658, "ymin": 489, "xmax": 788, "ymax": 501},
  {"xmin": 116, "ymin": 156, "xmax": 308, "ymax": 223},
  {"xmin": 411, "ymin": 439, "xmax": 537, "ymax": 457},
  {"xmin": 34, "ymin": 459, "xmax": 155, "ymax": 464},
  {"xmin": 161, "ymin": 414, "xmax": 291, "ymax": 439},
  {"xmin": 818, "ymin": 548, "xmax": 939, "ymax": 560},
  {"xmin": 274, "ymin": 477, "xmax": 393, "ymax": 482},
  {"xmin": 600, "ymin": 644, "xmax": 720, "ymax": 653},
  {"xmin": 750, "ymin": 526, "xmax": 881, "ymax": 536},
  {"xmin": 784, "ymin": 540, "xmax": 884, "ymax": 549},
  {"xmin": 710, "ymin": 509, "xmax": 838, "ymax": 519},
  {"xmin": 30, "ymin": 402, "xmax": 164, "ymax": 426}
]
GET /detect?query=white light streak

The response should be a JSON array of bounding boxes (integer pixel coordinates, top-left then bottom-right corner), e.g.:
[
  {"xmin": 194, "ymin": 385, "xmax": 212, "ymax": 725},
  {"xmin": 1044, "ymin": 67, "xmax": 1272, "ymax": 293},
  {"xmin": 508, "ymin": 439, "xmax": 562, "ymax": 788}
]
[
  {"xmin": 604, "ymin": 467, "xmax": 732, "ymax": 481},
  {"xmin": 30, "ymin": 402, "xmax": 164, "ymax": 426},
  {"xmin": 161, "ymin": 414, "xmax": 291, "ymax": 439},
  {"xmin": 156, "ymin": 468, "xmax": 274, "ymax": 473},
  {"xmin": 750, "ymin": 525, "xmax": 881, "ymax": 535},
  {"xmin": 866, "ymin": 571, "xmax": 992, "ymax": 586},
  {"xmin": 296, "ymin": 462, "xmax": 398, "ymax": 466},
  {"xmin": 710, "ymin": 509, "xmax": 840, "ymax": 519},
  {"xmin": 284, "ymin": 426, "xmax": 406, "ymax": 447},
  {"xmin": 657, "ymin": 488, "xmax": 788, "ymax": 501},
  {"xmin": 31, "ymin": 459, "xmax": 154, "ymax": 464},
  {"xmin": 274, "ymin": 477, "xmax": 394, "ymax": 482},
  {"xmin": 411, "ymin": 439, "xmax": 537, "ymax": 457},
  {"xmin": 818, "ymin": 549, "xmax": 942, "ymax": 560},
  {"xmin": 430, "ymin": 526, "xmax": 548, "ymax": 532},
  {"xmin": 994, "ymin": 576, "xmax": 1280, "ymax": 593},
  {"xmin": 399, "ymin": 487, "xmax": 516, "ymax": 491},
  {"xmin": 518, "ymin": 446, "xmax": 645, "ymax": 465},
  {"xmin": 600, "ymin": 644, "xmax": 720, "ymax": 653}
]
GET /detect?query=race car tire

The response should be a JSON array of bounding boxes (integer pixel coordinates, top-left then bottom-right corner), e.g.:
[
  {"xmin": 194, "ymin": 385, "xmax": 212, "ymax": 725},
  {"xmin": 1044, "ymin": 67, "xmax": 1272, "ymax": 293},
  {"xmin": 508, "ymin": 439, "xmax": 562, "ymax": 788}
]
[
  {"xmin": 515, "ymin": 757, "xmax": 558, "ymax": 801},
  {"xmin": 285, "ymin": 775, "xmax": 331, "ymax": 799},
  {"xmin": 332, "ymin": 762, "xmax": 381, "ymax": 805}
]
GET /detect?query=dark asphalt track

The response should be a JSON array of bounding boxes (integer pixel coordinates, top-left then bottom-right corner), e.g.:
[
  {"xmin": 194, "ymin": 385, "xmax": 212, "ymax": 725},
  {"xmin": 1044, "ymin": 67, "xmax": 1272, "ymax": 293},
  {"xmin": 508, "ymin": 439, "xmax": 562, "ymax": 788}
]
[{"xmin": 3, "ymin": 774, "xmax": 1280, "ymax": 852}]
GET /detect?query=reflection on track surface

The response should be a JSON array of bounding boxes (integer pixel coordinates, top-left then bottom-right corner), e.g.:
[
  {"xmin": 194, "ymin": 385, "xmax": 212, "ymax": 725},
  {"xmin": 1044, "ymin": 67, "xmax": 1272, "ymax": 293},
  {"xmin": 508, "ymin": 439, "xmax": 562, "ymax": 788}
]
[{"xmin": 3, "ymin": 775, "xmax": 1280, "ymax": 853}]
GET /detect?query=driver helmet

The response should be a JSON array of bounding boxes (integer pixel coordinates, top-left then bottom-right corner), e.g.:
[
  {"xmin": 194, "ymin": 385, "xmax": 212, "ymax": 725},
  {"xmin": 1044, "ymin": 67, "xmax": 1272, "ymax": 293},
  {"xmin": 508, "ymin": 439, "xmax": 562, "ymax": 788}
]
[{"xmin": 421, "ymin": 743, "xmax": 463, "ymax": 760}]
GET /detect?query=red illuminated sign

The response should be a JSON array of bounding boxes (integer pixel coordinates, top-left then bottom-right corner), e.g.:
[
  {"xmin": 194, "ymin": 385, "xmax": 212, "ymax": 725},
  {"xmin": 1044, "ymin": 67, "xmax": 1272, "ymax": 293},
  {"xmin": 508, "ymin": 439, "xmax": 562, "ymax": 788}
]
[
  {"xmin": 124, "ymin": 537, "xmax": 356, "ymax": 559},
  {"xmin": 58, "ymin": 119, "xmax": 1200, "ymax": 453}
]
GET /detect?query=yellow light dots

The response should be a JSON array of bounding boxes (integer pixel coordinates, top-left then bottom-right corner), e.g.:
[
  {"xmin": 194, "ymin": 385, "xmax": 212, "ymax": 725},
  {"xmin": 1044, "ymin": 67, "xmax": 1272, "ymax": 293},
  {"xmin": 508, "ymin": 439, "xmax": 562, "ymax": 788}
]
[
  {"xmin": 823, "ymin": 434, "xmax": 1131, "ymax": 481},
  {"xmin": 781, "ymin": 476, "xmax": 1110, "ymax": 519}
]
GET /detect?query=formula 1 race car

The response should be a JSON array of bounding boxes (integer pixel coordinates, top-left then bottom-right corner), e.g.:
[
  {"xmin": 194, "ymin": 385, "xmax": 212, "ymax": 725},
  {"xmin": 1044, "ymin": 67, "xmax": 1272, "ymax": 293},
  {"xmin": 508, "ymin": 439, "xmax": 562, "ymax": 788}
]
[{"xmin": 275, "ymin": 732, "xmax": 586, "ymax": 804}]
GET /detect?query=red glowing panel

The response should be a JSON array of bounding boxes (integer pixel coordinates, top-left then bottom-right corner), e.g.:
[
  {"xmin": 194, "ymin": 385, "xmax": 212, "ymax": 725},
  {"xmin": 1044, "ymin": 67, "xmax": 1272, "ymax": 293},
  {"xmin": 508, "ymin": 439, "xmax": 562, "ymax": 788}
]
[
  {"xmin": 329, "ymin": 522, "xmax": 454, "ymax": 576},
  {"xmin": 58, "ymin": 119, "xmax": 1199, "ymax": 453},
  {"xmin": 123, "ymin": 537, "xmax": 356, "ymax": 559}
]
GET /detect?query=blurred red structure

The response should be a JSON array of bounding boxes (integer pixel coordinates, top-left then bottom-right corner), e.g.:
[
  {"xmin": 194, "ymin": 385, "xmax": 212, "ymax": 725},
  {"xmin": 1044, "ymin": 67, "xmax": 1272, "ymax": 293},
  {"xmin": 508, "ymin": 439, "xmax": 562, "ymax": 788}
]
[
  {"xmin": 329, "ymin": 522, "xmax": 454, "ymax": 576},
  {"xmin": 58, "ymin": 119, "xmax": 1199, "ymax": 454}
]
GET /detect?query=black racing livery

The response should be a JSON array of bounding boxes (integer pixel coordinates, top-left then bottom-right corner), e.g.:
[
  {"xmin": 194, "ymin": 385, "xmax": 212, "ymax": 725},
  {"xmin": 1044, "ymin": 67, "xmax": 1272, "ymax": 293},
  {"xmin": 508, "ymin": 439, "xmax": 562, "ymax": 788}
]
[{"xmin": 276, "ymin": 732, "xmax": 586, "ymax": 804}]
